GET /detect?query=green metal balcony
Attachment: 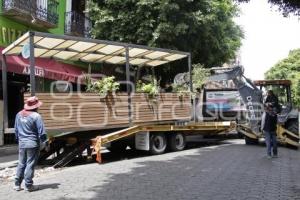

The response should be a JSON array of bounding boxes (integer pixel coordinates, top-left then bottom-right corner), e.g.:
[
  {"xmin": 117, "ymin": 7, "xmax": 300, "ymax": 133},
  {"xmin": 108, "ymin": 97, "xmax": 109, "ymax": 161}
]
[
  {"xmin": 2, "ymin": 0, "xmax": 59, "ymax": 29},
  {"xmin": 65, "ymin": 11, "xmax": 91, "ymax": 38}
]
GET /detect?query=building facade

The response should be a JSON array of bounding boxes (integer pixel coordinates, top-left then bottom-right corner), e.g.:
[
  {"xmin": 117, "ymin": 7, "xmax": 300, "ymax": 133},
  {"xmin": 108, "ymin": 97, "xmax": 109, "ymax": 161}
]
[{"xmin": 0, "ymin": 0, "xmax": 91, "ymax": 145}]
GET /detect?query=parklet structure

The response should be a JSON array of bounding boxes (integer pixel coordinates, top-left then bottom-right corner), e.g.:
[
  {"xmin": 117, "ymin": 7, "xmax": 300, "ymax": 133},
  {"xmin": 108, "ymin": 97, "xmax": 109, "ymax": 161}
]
[{"xmin": 2, "ymin": 32, "xmax": 236, "ymax": 166}]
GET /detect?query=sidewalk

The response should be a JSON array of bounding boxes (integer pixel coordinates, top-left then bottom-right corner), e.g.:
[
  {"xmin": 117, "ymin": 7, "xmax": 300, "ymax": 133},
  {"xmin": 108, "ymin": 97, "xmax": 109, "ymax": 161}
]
[{"xmin": 0, "ymin": 145, "xmax": 18, "ymax": 170}]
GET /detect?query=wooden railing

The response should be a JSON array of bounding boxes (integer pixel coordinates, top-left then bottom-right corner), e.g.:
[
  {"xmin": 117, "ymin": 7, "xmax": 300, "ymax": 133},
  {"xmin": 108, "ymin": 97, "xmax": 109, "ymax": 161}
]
[{"xmin": 24, "ymin": 93, "xmax": 192, "ymax": 132}]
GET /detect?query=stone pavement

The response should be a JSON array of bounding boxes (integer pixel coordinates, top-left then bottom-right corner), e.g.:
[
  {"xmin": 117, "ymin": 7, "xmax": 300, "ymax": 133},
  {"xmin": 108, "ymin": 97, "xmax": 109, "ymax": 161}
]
[{"xmin": 0, "ymin": 139, "xmax": 300, "ymax": 200}]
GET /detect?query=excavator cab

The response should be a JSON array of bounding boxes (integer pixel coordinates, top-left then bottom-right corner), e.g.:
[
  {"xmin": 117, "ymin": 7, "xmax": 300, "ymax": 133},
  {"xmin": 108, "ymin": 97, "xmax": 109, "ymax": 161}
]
[{"xmin": 253, "ymin": 80, "xmax": 292, "ymax": 114}]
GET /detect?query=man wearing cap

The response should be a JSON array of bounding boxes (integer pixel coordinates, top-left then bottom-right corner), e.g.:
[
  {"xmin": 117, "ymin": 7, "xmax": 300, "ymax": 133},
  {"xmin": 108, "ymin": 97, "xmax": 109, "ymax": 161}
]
[{"xmin": 13, "ymin": 96, "xmax": 48, "ymax": 192}]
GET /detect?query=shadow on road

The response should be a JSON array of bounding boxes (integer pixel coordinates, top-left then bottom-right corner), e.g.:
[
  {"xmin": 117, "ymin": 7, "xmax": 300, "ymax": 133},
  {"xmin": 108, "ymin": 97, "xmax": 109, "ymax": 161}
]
[
  {"xmin": 38, "ymin": 183, "xmax": 60, "ymax": 191},
  {"xmin": 68, "ymin": 139, "xmax": 227, "ymax": 166},
  {"xmin": 56, "ymin": 140, "xmax": 300, "ymax": 200}
]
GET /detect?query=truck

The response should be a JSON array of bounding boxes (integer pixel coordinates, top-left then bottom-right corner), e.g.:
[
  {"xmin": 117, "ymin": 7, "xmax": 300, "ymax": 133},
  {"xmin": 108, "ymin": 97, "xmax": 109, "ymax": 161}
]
[{"xmin": 1, "ymin": 32, "xmax": 237, "ymax": 167}]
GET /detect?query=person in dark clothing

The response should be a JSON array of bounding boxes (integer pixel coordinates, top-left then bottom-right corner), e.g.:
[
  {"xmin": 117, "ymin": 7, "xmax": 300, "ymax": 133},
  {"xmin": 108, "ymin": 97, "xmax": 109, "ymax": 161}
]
[
  {"xmin": 262, "ymin": 103, "xmax": 278, "ymax": 158},
  {"xmin": 265, "ymin": 90, "xmax": 280, "ymax": 113}
]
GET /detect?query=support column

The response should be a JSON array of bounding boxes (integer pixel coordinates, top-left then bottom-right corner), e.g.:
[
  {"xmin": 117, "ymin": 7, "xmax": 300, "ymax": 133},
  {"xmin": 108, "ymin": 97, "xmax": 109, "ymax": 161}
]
[
  {"xmin": 125, "ymin": 47, "xmax": 132, "ymax": 125},
  {"xmin": 29, "ymin": 32, "xmax": 36, "ymax": 96},
  {"xmin": 1, "ymin": 54, "xmax": 8, "ymax": 146},
  {"xmin": 188, "ymin": 54, "xmax": 193, "ymax": 93},
  {"xmin": 188, "ymin": 54, "xmax": 195, "ymax": 121}
]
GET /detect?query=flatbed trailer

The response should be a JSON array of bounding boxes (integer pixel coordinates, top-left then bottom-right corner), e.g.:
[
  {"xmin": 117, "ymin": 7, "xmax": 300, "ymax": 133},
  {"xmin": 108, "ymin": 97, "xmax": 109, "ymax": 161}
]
[
  {"xmin": 91, "ymin": 121, "xmax": 236, "ymax": 163},
  {"xmin": 43, "ymin": 121, "xmax": 235, "ymax": 167}
]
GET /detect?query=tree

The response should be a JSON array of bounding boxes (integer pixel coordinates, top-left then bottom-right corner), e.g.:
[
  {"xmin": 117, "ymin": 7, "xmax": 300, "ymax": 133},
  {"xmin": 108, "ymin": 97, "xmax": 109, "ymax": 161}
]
[
  {"xmin": 237, "ymin": 0, "xmax": 300, "ymax": 16},
  {"xmin": 265, "ymin": 49, "xmax": 300, "ymax": 107},
  {"xmin": 88, "ymin": 0, "xmax": 243, "ymax": 68}
]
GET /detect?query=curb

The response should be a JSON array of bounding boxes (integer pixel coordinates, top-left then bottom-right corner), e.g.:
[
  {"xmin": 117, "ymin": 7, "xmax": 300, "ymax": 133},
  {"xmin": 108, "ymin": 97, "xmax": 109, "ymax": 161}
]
[
  {"xmin": 0, "ymin": 160, "xmax": 18, "ymax": 170},
  {"xmin": 0, "ymin": 145, "xmax": 18, "ymax": 157}
]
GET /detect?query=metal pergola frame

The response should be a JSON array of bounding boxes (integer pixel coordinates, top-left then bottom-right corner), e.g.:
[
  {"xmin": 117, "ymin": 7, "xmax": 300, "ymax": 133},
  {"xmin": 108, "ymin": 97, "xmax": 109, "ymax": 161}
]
[{"xmin": 1, "ymin": 31, "xmax": 193, "ymax": 133}]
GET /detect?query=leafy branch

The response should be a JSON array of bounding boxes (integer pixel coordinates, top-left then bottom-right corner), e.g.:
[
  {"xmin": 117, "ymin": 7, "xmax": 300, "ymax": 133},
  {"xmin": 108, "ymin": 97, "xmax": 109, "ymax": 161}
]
[
  {"xmin": 136, "ymin": 77, "xmax": 160, "ymax": 99},
  {"xmin": 84, "ymin": 74, "xmax": 120, "ymax": 97}
]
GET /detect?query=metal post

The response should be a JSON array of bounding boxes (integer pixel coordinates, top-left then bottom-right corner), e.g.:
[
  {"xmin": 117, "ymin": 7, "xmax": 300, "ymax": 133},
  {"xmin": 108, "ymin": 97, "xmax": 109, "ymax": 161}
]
[
  {"xmin": 29, "ymin": 32, "xmax": 36, "ymax": 96},
  {"xmin": 188, "ymin": 54, "xmax": 193, "ymax": 93},
  {"xmin": 1, "ymin": 54, "xmax": 8, "ymax": 146},
  {"xmin": 188, "ymin": 54, "xmax": 195, "ymax": 122},
  {"xmin": 298, "ymin": 109, "xmax": 300, "ymax": 140},
  {"xmin": 125, "ymin": 47, "xmax": 132, "ymax": 125}
]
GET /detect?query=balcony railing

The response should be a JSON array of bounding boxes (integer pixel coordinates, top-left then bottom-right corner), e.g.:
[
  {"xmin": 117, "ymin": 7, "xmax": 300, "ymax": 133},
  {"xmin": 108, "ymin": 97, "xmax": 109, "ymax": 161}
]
[
  {"xmin": 65, "ymin": 11, "xmax": 92, "ymax": 38},
  {"xmin": 2, "ymin": 0, "xmax": 59, "ymax": 28}
]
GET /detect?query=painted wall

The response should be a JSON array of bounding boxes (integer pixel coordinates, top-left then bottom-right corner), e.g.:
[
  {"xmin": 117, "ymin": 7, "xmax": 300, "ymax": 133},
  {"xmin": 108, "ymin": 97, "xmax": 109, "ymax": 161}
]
[{"xmin": 0, "ymin": 0, "xmax": 66, "ymax": 46}]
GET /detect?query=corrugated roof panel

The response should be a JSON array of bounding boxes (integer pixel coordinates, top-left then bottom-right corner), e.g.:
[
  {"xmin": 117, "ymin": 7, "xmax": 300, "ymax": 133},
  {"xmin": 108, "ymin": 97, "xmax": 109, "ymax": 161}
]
[
  {"xmin": 80, "ymin": 54, "xmax": 106, "ymax": 62},
  {"xmin": 144, "ymin": 51, "xmax": 169, "ymax": 59},
  {"xmin": 164, "ymin": 54, "xmax": 187, "ymax": 61},
  {"xmin": 68, "ymin": 41, "xmax": 97, "ymax": 52},
  {"xmin": 146, "ymin": 60, "xmax": 168, "ymax": 67},
  {"xmin": 105, "ymin": 56, "xmax": 126, "ymax": 64},
  {"xmin": 20, "ymin": 36, "xmax": 43, "ymax": 46},
  {"xmin": 128, "ymin": 48, "xmax": 149, "ymax": 57},
  {"xmin": 53, "ymin": 51, "xmax": 79, "ymax": 60},
  {"xmin": 68, "ymin": 53, "xmax": 88, "ymax": 61},
  {"xmin": 55, "ymin": 40, "xmax": 78, "ymax": 50},
  {"xmin": 34, "ymin": 48, "xmax": 49, "ymax": 57},
  {"xmin": 6, "ymin": 46, "xmax": 22, "ymax": 55},
  {"xmin": 84, "ymin": 44, "xmax": 107, "ymax": 53},
  {"xmin": 36, "ymin": 38, "xmax": 65, "ymax": 49},
  {"xmin": 97, "ymin": 45, "xmax": 124, "ymax": 55},
  {"xmin": 39, "ymin": 50, "xmax": 60, "ymax": 58},
  {"xmin": 130, "ymin": 58, "xmax": 149, "ymax": 65}
]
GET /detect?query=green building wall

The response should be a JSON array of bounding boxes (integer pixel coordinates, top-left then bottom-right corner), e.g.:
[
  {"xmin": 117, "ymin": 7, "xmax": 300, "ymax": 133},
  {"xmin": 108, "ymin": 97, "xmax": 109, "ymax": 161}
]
[{"xmin": 0, "ymin": 0, "xmax": 66, "ymax": 47}]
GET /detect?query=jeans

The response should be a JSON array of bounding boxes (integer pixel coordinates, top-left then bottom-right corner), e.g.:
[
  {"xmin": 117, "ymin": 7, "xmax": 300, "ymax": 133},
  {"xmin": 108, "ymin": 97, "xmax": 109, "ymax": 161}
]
[
  {"xmin": 264, "ymin": 131, "xmax": 278, "ymax": 156},
  {"xmin": 15, "ymin": 147, "xmax": 39, "ymax": 188}
]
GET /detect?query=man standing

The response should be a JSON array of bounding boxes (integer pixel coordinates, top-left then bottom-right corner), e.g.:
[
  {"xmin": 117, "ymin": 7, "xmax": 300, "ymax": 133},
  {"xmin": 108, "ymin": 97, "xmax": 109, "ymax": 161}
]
[
  {"xmin": 262, "ymin": 103, "xmax": 278, "ymax": 158},
  {"xmin": 14, "ymin": 96, "xmax": 48, "ymax": 192}
]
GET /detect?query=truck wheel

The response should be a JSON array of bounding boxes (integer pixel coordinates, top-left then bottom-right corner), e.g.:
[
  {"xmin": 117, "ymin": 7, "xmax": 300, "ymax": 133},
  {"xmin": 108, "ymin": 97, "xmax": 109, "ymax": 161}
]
[
  {"xmin": 150, "ymin": 133, "xmax": 167, "ymax": 155},
  {"xmin": 107, "ymin": 140, "xmax": 128, "ymax": 154},
  {"xmin": 245, "ymin": 136, "xmax": 259, "ymax": 145},
  {"xmin": 168, "ymin": 133, "xmax": 186, "ymax": 151}
]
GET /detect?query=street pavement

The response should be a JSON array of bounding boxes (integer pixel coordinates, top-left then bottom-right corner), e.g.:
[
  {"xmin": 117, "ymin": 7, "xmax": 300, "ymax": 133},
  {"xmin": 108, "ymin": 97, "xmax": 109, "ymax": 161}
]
[{"xmin": 0, "ymin": 139, "xmax": 300, "ymax": 200}]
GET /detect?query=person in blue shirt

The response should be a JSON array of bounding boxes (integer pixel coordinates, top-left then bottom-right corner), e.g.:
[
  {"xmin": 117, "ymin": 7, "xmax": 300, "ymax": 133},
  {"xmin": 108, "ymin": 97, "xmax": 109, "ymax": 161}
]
[{"xmin": 13, "ymin": 96, "xmax": 48, "ymax": 192}]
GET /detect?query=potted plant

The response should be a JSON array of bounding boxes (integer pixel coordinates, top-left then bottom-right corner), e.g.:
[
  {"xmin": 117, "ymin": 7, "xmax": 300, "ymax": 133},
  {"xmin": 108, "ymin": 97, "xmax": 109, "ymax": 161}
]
[{"xmin": 85, "ymin": 75, "xmax": 120, "ymax": 97}]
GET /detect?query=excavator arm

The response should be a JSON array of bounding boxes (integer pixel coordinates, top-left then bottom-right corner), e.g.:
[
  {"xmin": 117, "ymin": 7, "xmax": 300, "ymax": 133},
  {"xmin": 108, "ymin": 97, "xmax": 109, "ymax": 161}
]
[{"xmin": 208, "ymin": 66, "xmax": 263, "ymax": 135}]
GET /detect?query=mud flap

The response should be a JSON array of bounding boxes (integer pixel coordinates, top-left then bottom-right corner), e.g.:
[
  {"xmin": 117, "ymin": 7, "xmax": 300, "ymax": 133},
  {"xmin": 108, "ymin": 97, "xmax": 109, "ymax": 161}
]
[{"xmin": 135, "ymin": 131, "xmax": 150, "ymax": 151}]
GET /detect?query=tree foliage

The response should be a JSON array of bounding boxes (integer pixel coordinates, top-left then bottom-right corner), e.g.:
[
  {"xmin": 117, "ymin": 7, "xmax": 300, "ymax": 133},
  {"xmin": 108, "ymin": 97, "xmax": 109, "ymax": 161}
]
[
  {"xmin": 237, "ymin": 0, "xmax": 300, "ymax": 16},
  {"xmin": 265, "ymin": 49, "xmax": 300, "ymax": 107},
  {"xmin": 88, "ymin": 0, "xmax": 243, "ymax": 67}
]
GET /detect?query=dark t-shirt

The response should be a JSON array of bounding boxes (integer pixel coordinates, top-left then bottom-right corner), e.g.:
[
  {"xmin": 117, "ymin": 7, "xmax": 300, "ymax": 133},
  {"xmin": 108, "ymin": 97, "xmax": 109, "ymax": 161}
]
[{"xmin": 263, "ymin": 112, "xmax": 277, "ymax": 132}]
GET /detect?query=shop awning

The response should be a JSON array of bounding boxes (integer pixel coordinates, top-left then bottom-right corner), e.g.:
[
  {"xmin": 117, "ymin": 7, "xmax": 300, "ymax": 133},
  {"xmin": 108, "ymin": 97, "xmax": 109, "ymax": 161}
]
[
  {"xmin": 0, "ymin": 47, "xmax": 86, "ymax": 83},
  {"xmin": 2, "ymin": 32, "xmax": 189, "ymax": 67}
]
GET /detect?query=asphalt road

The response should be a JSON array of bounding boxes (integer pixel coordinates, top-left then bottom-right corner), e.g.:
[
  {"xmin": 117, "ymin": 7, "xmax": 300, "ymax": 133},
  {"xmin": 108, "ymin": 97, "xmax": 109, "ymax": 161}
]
[{"xmin": 0, "ymin": 139, "xmax": 300, "ymax": 200}]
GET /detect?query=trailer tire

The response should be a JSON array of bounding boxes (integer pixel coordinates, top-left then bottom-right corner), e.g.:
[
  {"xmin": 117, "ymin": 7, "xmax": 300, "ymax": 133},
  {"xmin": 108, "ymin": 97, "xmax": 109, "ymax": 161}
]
[
  {"xmin": 168, "ymin": 133, "xmax": 186, "ymax": 151},
  {"xmin": 150, "ymin": 133, "xmax": 167, "ymax": 155},
  {"xmin": 245, "ymin": 136, "xmax": 259, "ymax": 145},
  {"xmin": 107, "ymin": 141, "xmax": 128, "ymax": 154}
]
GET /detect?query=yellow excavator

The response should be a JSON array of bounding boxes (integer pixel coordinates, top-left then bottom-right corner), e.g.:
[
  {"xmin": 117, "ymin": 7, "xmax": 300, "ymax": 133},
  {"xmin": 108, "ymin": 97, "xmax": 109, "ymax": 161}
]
[{"xmin": 208, "ymin": 66, "xmax": 299, "ymax": 147}]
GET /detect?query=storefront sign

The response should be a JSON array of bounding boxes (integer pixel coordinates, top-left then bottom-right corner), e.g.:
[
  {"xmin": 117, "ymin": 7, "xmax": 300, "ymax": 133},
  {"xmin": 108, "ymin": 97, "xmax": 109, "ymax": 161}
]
[
  {"xmin": 0, "ymin": 27, "xmax": 25, "ymax": 45},
  {"xmin": 22, "ymin": 65, "xmax": 45, "ymax": 77}
]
